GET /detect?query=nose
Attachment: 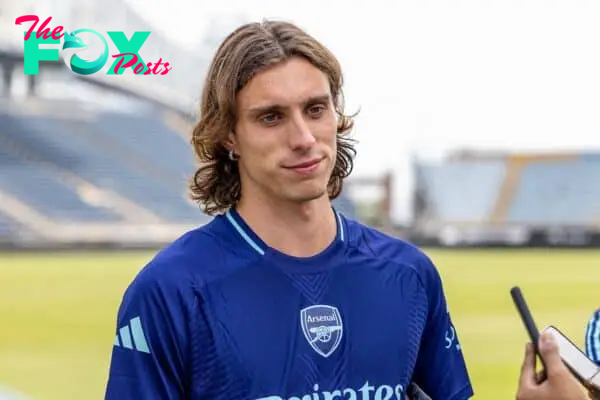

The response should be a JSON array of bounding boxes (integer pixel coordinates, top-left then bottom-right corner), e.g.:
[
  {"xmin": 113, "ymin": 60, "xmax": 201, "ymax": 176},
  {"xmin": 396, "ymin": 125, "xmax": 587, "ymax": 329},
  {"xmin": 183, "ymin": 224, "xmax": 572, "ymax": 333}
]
[{"xmin": 288, "ymin": 112, "xmax": 316, "ymax": 150}]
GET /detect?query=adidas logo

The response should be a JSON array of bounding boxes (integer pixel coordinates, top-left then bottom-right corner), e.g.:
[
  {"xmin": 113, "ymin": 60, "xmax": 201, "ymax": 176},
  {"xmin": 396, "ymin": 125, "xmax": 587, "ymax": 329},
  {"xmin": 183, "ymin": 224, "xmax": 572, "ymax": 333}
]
[{"xmin": 113, "ymin": 316, "xmax": 150, "ymax": 354}]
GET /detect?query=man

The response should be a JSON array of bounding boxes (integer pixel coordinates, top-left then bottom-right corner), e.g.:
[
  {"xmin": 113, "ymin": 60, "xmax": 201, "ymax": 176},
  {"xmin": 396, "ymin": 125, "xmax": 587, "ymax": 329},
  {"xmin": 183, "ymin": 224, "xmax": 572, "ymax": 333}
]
[
  {"xmin": 585, "ymin": 309, "xmax": 600, "ymax": 366},
  {"xmin": 104, "ymin": 19, "xmax": 473, "ymax": 399},
  {"xmin": 516, "ymin": 330, "xmax": 597, "ymax": 400}
]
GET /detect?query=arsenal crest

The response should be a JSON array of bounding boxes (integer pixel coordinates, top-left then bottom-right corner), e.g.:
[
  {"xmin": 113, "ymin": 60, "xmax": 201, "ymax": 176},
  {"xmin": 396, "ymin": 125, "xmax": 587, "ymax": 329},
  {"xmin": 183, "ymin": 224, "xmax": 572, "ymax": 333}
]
[{"xmin": 300, "ymin": 304, "xmax": 343, "ymax": 358}]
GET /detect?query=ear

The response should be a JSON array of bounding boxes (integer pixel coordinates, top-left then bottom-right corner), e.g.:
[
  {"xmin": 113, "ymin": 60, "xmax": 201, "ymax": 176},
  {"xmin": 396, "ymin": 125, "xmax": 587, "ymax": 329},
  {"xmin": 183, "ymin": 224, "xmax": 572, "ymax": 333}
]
[{"xmin": 224, "ymin": 131, "xmax": 238, "ymax": 155}]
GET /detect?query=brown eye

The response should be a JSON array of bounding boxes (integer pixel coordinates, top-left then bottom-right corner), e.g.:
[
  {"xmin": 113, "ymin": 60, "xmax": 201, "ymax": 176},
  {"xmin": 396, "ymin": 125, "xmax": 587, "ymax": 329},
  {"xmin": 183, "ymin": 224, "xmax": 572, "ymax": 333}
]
[{"xmin": 308, "ymin": 104, "xmax": 325, "ymax": 118}]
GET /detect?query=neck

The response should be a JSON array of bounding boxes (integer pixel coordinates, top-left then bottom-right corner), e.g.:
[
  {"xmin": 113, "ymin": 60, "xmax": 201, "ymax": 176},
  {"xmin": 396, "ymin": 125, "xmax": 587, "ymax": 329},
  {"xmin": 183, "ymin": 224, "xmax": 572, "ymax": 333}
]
[{"xmin": 235, "ymin": 191, "xmax": 337, "ymax": 258}]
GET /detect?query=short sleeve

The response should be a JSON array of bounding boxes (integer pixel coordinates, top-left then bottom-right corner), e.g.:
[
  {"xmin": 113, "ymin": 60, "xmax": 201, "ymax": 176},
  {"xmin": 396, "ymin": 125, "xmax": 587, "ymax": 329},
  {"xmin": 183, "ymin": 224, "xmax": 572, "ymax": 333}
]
[
  {"xmin": 585, "ymin": 309, "xmax": 600, "ymax": 365},
  {"xmin": 411, "ymin": 255, "xmax": 474, "ymax": 400},
  {"xmin": 104, "ymin": 264, "xmax": 194, "ymax": 400}
]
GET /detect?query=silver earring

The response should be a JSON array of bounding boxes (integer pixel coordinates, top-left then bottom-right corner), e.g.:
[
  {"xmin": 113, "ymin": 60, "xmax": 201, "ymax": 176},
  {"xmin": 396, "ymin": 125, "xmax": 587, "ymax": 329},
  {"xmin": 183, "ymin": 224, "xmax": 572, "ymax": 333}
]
[{"xmin": 228, "ymin": 150, "xmax": 237, "ymax": 161}]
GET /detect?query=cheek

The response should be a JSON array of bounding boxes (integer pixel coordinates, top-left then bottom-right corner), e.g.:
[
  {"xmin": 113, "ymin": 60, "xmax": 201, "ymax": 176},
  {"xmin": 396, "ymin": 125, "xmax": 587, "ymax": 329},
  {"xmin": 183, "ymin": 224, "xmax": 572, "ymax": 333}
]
[
  {"xmin": 240, "ymin": 136, "xmax": 281, "ymax": 173},
  {"xmin": 314, "ymin": 121, "xmax": 338, "ymax": 149},
  {"xmin": 318, "ymin": 114, "xmax": 338, "ymax": 140}
]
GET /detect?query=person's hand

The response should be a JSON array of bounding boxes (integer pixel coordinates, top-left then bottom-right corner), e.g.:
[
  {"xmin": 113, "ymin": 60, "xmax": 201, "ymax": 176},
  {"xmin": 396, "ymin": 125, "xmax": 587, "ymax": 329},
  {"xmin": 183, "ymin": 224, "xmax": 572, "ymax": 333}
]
[
  {"xmin": 516, "ymin": 330, "xmax": 587, "ymax": 400},
  {"xmin": 586, "ymin": 387, "xmax": 600, "ymax": 400}
]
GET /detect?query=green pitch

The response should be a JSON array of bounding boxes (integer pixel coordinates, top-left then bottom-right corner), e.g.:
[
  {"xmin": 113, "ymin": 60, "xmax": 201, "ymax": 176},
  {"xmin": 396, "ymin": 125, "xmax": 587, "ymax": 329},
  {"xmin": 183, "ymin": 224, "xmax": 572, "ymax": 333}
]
[{"xmin": 0, "ymin": 249, "xmax": 598, "ymax": 399}]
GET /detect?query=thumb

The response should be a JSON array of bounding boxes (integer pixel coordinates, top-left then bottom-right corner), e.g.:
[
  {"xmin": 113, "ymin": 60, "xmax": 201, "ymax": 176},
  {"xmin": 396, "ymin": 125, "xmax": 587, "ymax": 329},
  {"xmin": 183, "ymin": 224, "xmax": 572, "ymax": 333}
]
[
  {"xmin": 538, "ymin": 331, "xmax": 566, "ymax": 377},
  {"xmin": 519, "ymin": 342, "xmax": 537, "ymax": 387}
]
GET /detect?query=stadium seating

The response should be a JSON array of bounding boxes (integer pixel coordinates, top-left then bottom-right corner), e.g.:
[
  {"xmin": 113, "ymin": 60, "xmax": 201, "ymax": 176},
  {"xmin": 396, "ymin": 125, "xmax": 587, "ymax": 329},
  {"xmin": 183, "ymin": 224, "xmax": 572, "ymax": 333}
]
[
  {"xmin": 418, "ymin": 160, "xmax": 507, "ymax": 222},
  {"xmin": 94, "ymin": 112, "xmax": 196, "ymax": 178},
  {"xmin": 0, "ymin": 114, "xmax": 81, "ymax": 169},
  {"xmin": 0, "ymin": 211, "xmax": 16, "ymax": 239},
  {"xmin": 0, "ymin": 131, "xmax": 122, "ymax": 222},
  {"xmin": 1, "ymin": 110, "xmax": 203, "ymax": 222},
  {"xmin": 0, "ymin": 164, "xmax": 122, "ymax": 222},
  {"xmin": 507, "ymin": 158, "xmax": 600, "ymax": 225}
]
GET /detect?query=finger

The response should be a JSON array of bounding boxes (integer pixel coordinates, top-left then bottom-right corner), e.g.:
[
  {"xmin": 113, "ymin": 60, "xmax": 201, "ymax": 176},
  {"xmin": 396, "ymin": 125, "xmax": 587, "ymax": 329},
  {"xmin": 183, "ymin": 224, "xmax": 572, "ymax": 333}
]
[
  {"xmin": 519, "ymin": 342, "xmax": 536, "ymax": 387},
  {"xmin": 536, "ymin": 368, "xmax": 547, "ymax": 384},
  {"xmin": 538, "ymin": 331, "xmax": 566, "ymax": 379},
  {"xmin": 535, "ymin": 370, "xmax": 546, "ymax": 383},
  {"xmin": 586, "ymin": 387, "xmax": 600, "ymax": 400}
]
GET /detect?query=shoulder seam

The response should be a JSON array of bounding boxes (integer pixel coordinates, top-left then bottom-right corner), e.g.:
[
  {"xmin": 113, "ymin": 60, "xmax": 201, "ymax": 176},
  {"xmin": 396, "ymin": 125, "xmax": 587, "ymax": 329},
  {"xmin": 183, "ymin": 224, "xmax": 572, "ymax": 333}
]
[
  {"xmin": 347, "ymin": 238, "xmax": 429, "ymax": 296},
  {"xmin": 180, "ymin": 229, "xmax": 266, "ymax": 292}
]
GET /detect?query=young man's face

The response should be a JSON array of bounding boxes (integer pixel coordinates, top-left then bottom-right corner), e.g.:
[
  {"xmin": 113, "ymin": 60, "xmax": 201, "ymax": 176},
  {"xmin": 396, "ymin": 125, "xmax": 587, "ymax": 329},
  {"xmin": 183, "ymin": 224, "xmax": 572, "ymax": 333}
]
[{"xmin": 231, "ymin": 56, "xmax": 338, "ymax": 205}]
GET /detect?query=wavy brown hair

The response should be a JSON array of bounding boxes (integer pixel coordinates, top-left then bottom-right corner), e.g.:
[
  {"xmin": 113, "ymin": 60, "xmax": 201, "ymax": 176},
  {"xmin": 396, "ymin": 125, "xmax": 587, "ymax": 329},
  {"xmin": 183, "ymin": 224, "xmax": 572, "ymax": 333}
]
[{"xmin": 189, "ymin": 19, "xmax": 357, "ymax": 215}]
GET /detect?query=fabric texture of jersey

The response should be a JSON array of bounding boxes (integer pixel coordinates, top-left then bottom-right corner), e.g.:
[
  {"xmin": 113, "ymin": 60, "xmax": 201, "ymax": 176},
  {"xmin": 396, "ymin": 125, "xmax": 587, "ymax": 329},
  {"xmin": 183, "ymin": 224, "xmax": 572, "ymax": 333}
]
[
  {"xmin": 105, "ymin": 208, "xmax": 474, "ymax": 399},
  {"xmin": 585, "ymin": 309, "xmax": 600, "ymax": 365}
]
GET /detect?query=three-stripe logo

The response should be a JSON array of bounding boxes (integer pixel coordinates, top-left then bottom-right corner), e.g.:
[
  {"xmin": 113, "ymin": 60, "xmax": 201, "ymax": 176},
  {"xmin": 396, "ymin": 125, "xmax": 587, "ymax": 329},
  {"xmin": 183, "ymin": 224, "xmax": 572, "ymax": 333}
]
[{"xmin": 114, "ymin": 316, "xmax": 150, "ymax": 354}]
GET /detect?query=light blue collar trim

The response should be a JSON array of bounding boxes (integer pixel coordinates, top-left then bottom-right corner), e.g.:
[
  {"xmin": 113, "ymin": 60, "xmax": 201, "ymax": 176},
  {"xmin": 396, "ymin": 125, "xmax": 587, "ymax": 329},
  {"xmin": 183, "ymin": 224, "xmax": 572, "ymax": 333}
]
[
  {"xmin": 335, "ymin": 210, "xmax": 345, "ymax": 242},
  {"xmin": 225, "ymin": 208, "xmax": 345, "ymax": 256},
  {"xmin": 225, "ymin": 211, "xmax": 265, "ymax": 255}
]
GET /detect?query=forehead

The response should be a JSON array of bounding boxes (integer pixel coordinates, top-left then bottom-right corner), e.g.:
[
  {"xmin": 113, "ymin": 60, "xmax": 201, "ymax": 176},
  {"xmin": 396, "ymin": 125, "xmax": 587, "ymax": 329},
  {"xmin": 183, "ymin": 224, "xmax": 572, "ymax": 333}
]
[{"xmin": 237, "ymin": 57, "xmax": 331, "ymax": 111}]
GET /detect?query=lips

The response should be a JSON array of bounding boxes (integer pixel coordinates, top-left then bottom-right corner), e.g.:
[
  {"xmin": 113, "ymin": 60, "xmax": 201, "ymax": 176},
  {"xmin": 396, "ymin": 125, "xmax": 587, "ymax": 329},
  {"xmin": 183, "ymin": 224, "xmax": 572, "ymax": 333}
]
[
  {"xmin": 286, "ymin": 158, "xmax": 321, "ymax": 169},
  {"xmin": 284, "ymin": 157, "xmax": 323, "ymax": 174}
]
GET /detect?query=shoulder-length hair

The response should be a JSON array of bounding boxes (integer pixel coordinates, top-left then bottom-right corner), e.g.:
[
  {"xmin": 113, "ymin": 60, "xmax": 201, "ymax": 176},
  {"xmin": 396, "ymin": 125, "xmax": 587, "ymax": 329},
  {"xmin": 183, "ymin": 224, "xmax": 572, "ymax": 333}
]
[{"xmin": 189, "ymin": 20, "xmax": 357, "ymax": 215}]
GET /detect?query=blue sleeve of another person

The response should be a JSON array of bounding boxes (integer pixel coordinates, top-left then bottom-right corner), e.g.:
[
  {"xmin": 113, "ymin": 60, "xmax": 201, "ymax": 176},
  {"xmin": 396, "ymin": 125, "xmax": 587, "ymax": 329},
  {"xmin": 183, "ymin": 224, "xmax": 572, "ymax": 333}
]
[
  {"xmin": 585, "ymin": 309, "xmax": 600, "ymax": 365},
  {"xmin": 104, "ymin": 261, "xmax": 195, "ymax": 400},
  {"xmin": 410, "ymin": 254, "xmax": 474, "ymax": 400}
]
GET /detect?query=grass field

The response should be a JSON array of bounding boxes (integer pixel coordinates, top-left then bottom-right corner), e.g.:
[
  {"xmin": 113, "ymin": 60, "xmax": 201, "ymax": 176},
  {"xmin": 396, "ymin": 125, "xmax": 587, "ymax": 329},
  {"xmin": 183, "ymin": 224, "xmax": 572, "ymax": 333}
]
[{"xmin": 0, "ymin": 248, "xmax": 598, "ymax": 399}]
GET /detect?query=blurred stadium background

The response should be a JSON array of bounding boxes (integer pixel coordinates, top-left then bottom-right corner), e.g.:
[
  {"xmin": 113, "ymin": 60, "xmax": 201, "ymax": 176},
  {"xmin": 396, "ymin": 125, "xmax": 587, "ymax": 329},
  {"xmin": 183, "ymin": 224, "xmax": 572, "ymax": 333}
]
[{"xmin": 1, "ymin": 1, "xmax": 599, "ymax": 399}]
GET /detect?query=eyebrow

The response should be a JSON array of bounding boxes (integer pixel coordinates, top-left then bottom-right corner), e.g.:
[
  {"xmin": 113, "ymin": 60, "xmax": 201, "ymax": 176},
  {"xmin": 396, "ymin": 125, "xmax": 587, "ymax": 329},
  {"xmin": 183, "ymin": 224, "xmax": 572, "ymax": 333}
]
[{"xmin": 246, "ymin": 94, "xmax": 331, "ymax": 117}]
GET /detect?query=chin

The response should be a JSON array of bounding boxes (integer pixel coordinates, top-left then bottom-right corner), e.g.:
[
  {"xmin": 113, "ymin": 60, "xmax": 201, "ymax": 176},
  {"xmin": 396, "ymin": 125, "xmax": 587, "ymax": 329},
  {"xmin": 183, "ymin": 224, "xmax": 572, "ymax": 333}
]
[
  {"xmin": 271, "ymin": 171, "xmax": 331, "ymax": 203},
  {"xmin": 284, "ymin": 185, "xmax": 328, "ymax": 203}
]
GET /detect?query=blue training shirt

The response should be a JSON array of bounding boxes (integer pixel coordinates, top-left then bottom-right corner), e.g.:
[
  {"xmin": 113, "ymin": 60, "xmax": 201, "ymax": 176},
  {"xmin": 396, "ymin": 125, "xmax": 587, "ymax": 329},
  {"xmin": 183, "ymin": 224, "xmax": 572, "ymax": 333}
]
[
  {"xmin": 105, "ymin": 208, "xmax": 474, "ymax": 399},
  {"xmin": 585, "ymin": 309, "xmax": 600, "ymax": 365}
]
